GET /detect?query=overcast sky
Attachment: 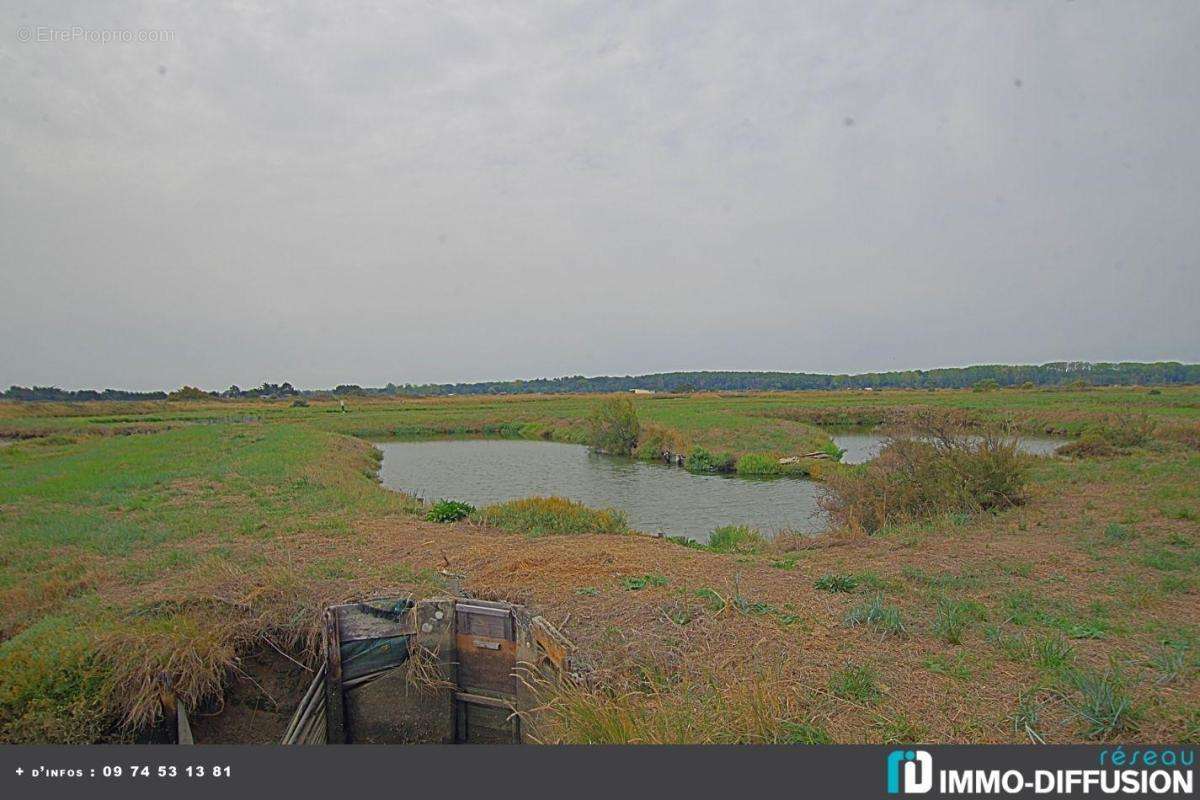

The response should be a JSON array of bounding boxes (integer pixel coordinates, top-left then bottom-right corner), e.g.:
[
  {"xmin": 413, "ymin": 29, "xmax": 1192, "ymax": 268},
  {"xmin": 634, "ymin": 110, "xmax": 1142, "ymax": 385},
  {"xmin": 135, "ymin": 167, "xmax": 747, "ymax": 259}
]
[{"xmin": 1, "ymin": 1, "xmax": 1197, "ymax": 390}]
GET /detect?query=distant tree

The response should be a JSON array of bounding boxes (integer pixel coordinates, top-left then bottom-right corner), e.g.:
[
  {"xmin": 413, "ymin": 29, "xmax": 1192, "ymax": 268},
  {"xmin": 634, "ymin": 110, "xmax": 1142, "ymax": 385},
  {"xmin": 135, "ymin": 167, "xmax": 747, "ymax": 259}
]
[
  {"xmin": 167, "ymin": 386, "xmax": 209, "ymax": 401},
  {"xmin": 588, "ymin": 396, "xmax": 640, "ymax": 455}
]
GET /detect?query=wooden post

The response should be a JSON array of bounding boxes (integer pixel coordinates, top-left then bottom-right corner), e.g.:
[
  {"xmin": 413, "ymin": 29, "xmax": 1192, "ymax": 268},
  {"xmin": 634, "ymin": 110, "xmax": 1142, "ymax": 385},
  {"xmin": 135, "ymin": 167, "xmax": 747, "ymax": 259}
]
[{"xmin": 323, "ymin": 608, "xmax": 347, "ymax": 743}]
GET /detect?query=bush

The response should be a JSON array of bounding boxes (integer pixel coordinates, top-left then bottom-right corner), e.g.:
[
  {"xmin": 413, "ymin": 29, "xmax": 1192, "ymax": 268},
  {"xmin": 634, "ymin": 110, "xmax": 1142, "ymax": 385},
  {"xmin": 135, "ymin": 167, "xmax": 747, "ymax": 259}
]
[
  {"xmin": 426, "ymin": 499, "xmax": 475, "ymax": 522},
  {"xmin": 685, "ymin": 447, "xmax": 736, "ymax": 474},
  {"xmin": 588, "ymin": 397, "xmax": 640, "ymax": 456},
  {"xmin": 973, "ymin": 379, "xmax": 1000, "ymax": 392},
  {"xmin": 1060, "ymin": 416, "xmax": 1156, "ymax": 458},
  {"xmin": 167, "ymin": 386, "xmax": 209, "ymax": 401},
  {"xmin": 473, "ymin": 496, "xmax": 627, "ymax": 536},
  {"xmin": 633, "ymin": 423, "xmax": 687, "ymax": 461},
  {"xmin": 1056, "ymin": 433, "xmax": 1118, "ymax": 459},
  {"xmin": 707, "ymin": 525, "xmax": 767, "ymax": 554},
  {"xmin": 821, "ymin": 422, "xmax": 1027, "ymax": 534}
]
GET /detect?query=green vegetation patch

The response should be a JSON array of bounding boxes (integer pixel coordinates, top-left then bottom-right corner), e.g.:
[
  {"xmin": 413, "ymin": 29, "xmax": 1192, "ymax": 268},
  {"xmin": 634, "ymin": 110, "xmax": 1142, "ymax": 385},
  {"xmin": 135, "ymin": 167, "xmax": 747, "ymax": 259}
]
[{"xmin": 473, "ymin": 496, "xmax": 628, "ymax": 536}]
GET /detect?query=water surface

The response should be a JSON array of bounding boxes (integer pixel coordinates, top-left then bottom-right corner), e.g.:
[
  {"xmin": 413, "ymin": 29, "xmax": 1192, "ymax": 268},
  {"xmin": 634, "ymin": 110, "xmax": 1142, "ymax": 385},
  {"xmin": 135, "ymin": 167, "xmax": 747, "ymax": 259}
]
[
  {"xmin": 375, "ymin": 439, "xmax": 826, "ymax": 542},
  {"xmin": 831, "ymin": 430, "xmax": 1067, "ymax": 464}
]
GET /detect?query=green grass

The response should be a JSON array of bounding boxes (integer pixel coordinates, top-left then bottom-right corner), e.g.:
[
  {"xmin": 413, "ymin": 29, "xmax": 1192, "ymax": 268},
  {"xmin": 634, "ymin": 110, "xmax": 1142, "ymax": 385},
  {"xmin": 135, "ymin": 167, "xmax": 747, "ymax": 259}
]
[
  {"xmin": 1032, "ymin": 634, "xmax": 1076, "ymax": 673},
  {"xmin": 932, "ymin": 597, "xmax": 986, "ymax": 645},
  {"xmin": 814, "ymin": 574, "xmax": 858, "ymax": 593},
  {"xmin": 706, "ymin": 525, "xmax": 767, "ymax": 554},
  {"xmin": 1063, "ymin": 667, "xmax": 1139, "ymax": 740},
  {"xmin": 844, "ymin": 594, "xmax": 906, "ymax": 637},
  {"xmin": 829, "ymin": 663, "xmax": 882, "ymax": 703},
  {"xmin": 472, "ymin": 496, "xmax": 627, "ymax": 536},
  {"xmin": 621, "ymin": 574, "xmax": 669, "ymax": 591},
  {"xmin": 780, "ymin": 720, "xmax": 833, "ymax": 744},
  {"xmin": 0, "ymin": 423, "xmax": 411, "ymax": 741}
]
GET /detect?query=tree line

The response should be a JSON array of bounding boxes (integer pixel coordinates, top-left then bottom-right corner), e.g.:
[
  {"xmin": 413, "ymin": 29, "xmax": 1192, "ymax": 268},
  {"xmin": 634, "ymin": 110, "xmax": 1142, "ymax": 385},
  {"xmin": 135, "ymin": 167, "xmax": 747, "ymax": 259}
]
[{"xmin": 4, "ymin": 361, "xmax": 1196, "ymax": 402}]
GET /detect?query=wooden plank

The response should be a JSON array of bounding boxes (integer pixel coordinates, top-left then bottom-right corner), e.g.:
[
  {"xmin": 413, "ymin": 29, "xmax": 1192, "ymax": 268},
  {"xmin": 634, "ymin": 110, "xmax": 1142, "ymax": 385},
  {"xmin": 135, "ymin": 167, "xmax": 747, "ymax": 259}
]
[
  {"xmin": 456, "ymin": 601, "xmax": 512, "ymax": 617},
  {"xmin": 323, "ymin": 609, "xmax": 347, "ymax": 744},
  {"xmin": 333, "ymin": 606, "xmax": 415, "ymax": 642},
  {"xmin": 460, "ymin": 702, "xmax": 518, "ymax": 744},
  {"xmin": 531, "ymin": 617, "xmax": 573, "ymax": 670},
  {"xmin": 455, "ymin": 634, "xmax": 517, "ymax": 694},
  {"xmin": 176, "ymin": 702, "xmax": 193, "ymax": 745},
  {"xmin": 454, "ymin": 691, "xmax": 515, "ymax": 710}
]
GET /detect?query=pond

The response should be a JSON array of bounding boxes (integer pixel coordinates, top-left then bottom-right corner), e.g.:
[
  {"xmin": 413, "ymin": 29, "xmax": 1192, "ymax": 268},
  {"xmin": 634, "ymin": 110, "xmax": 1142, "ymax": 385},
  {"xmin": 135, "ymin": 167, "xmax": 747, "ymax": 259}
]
[
  {"xmin": 375, "ymin": 439, "xmax": 826, "ymax": 542},
  {"xmin": 830, "ymin": 430, "xmax": 1068, "ymax": 464}
]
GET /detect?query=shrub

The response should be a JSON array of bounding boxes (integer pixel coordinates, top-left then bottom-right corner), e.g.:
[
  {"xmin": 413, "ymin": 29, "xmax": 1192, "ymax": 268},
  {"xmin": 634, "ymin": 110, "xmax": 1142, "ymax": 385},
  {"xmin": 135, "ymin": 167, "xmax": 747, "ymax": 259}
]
[
  {"xmin": 821, "ymin": 441, "xmax": 846, "ymax": 461},
  {"xmin": 473, "ymin": 496, "xmax": 627, "ymax": 536},
  {"xmin": 633, "ymin": 423, "xmax": 686, "ymax": 461},
  {"xmin": 1056, "ymin": 433, "xmax": 1118, "ymax": 458},
  {"xmin": 426, "ymin": 499, "xmax": 475, "ymax": 522},
  {"xmin": 821, "ymin": 423, "xmax": 1027, "ymax": 534},
  {"xmin": 685, "ymin": 447, "xmax": 736, "ymax": 473},
  {"xmin": 167, "ymin": 385, "xmax": 209, "ymax": 401},
  {"xmin": 707, "ymin": 525, "xmax": 767, "ymax": 554},
  {"xmin": 973, "ymin": 379, "xmax": 1000, "ymax": 392},
  {"xmin": 814, "ymin": 574, "xmax": 858, "ymax": 593},
  {"xmin": 290, "ymin": 398, "xmax": 309, "ymax": 407},
  {"xmin": 588, "ymin": 396, "xmax": 640, "ymax": 455},
  {"xmin": 1059, "ymin": 416, "xmax": 1156, "ymax": 458}
]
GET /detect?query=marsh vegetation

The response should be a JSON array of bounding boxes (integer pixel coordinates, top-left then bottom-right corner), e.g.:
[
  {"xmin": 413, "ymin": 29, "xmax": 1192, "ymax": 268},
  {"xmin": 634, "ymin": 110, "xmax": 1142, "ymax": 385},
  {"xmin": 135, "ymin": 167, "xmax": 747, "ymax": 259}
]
[{"xmin": 0, "ymin": 386, "xmax": 1196, "ymax": 744}]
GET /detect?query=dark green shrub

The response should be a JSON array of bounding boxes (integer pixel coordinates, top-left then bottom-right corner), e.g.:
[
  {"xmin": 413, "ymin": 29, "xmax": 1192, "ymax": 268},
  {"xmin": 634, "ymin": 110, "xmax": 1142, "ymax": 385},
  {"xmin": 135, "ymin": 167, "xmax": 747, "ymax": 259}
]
[
  {"xmin": 685, "ymin": 447, "xmax": 736, "ymax": 473},
  {"xmin": 426, "ymin": 499, "xmax": 475, "ymax": 522},
  {"xmin": 588, "ymin": 396, "xmax": 640, "ymax": 455}
]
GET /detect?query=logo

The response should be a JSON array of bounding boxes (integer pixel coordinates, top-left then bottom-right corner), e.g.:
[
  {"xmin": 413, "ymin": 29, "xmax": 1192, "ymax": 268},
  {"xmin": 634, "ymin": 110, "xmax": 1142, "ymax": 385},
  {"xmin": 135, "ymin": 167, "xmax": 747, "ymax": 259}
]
[{"xmin": 887, "ymin": 750, "xmax": 933, "ymax": 794}]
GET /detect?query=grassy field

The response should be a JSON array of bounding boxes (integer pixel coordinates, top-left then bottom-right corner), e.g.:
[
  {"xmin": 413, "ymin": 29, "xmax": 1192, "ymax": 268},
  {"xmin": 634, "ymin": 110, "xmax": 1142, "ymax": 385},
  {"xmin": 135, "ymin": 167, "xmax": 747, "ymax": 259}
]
[{"xmin": 0, "ymin": 387, "xmax": 1197, "ymax": 743}]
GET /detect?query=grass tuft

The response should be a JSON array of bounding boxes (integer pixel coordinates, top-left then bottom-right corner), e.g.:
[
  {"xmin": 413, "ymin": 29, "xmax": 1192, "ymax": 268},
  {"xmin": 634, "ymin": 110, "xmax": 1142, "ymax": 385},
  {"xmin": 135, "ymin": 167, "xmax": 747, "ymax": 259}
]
[
  {"xmin": 706, "ymin": 525, "xmax": 767, "ymax": 554},
  {"xmin": 1062, "ymin": 666, "xmax": 1139, "ymax": 740},
  {"xmin": 473, "ymin": 496, "xmax": 627, "ymax": 536},
  {"xmin": 829, "ymin": 663, "xmax": 881, "ymax": 703},
  {"xmin": 814, "ymin": 574, "xmax": 858, "ymax": 593},
  {"xmin": 844, "ymin": 594, "xmax": 906, "ymax": 637}
]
